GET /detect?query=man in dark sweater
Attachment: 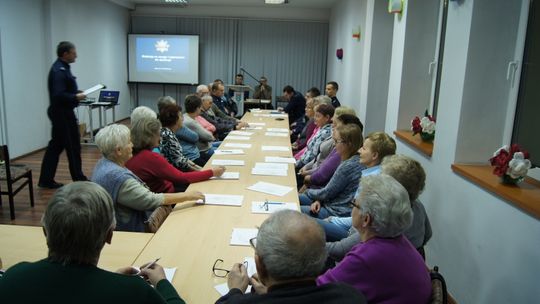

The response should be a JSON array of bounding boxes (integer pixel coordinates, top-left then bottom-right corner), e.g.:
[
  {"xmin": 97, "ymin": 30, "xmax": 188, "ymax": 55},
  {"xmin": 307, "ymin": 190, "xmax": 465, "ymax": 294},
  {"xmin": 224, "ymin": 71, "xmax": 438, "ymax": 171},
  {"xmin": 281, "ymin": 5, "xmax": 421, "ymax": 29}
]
[
  {"xmin": 280, "ymin": 85, "xmax": 306, "ymax": 125},
  {"xmin": 215, "ymin": 210, "xmax": 366, "ymax": 304},
  {"xmin": 325, "ymin": 81, "xmax": 341, "ymax": 108}
]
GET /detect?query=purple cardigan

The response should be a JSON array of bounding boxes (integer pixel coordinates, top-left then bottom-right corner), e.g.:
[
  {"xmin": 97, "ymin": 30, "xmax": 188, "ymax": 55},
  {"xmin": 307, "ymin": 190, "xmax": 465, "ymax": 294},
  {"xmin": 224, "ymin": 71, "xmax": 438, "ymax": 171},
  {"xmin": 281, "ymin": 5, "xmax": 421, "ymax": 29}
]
[
  {"xmin": 317, "ymin": 235, "xmax": 431, "ymax": 304},
  {"xmin": 310, "ymin": 148, "xmax": 341, "ymax": 187}
]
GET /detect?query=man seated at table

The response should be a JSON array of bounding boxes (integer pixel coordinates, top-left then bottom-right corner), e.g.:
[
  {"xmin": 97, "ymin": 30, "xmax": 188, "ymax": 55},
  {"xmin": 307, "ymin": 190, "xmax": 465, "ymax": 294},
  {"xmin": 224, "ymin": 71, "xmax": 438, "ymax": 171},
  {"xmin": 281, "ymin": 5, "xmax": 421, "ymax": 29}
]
[
  {"xmin": 215, "ymin": 210, "xmax": 366, "ymax": 304},
  {"xmin": 253, "ymin": 76, "xmax": 272, "ymax": 101},
  {"xmin": 198, "ymin": 84, "xmax": 242, "ymax": 124},
  {"xmin": 278, "ymin": 85, "xmax": 306, "ymax": 126},
  {"xmin": 325, "ymin": 81, "xmax": 341, "ymax": 108},
  {"xmin": 0, "ymin": 181, "xmax": 186, "ymax": 304},
  {"xmin": 212, "ymin": 81, "xmax": 238, "ymax": 118}
]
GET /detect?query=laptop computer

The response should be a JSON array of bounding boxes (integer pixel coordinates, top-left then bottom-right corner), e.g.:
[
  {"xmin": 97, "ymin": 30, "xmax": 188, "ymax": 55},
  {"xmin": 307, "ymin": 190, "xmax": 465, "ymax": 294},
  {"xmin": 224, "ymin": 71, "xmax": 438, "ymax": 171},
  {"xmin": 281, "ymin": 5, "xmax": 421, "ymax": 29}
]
[{"xmin": 97, "ymin": 90, "xmax": 120, "ymax": 105}]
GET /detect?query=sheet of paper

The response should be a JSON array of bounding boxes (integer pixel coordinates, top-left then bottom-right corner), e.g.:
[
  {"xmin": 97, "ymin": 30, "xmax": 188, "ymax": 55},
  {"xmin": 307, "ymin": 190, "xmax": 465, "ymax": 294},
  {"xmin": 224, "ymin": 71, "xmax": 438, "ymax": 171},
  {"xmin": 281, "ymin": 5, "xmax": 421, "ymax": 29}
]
[
  {"xmin": 266, "ymin": 128, "xmax": 289, "ymax": 133},
  {"xmin": 230, "ymin": 228, "xmax": 258, "ymax": 246},
  {"xmin": 248, "ymin": 122, "xmax": 266, "ymax": 126},
  {"xmin": 224, "ymin": 143, "xmax": 252, "ymax": 148},
  {"xmin": 214, "ymin": 283, "xmax": 229, "ymax": 296},
  {"xmin": 244, "ymin": 257, "xmax": 256, "ymax": 277},
  {"xmin": 246, "ymin": 182, "xmax": 294, "ymax": 197},
  {"xmin": 82, "ymin": 84, "xmax": 105, "ymax": 95},
  {"xmin": 226, "ymin": 135, "xmax": 251, "ymax": 141},
  {"xmin": 164, "ymin": 267, "xmax": 177, "ymax": 282},
  {"xmin": 229, "ymin": 130, "xmax": 254, "ymax": 136},
  {"xmin": 261, "ymin": 145, "xmax": 290, "ymax": 152},
  {"xmin": 251, "ymin": 167, "xmax": 288, "ymax": 177},
  {"xmin": 270, "ymin": 113, "xmax": 288, "ymax": 118},
  {"xmin": 253, "ymin": 114, "xmax": 271, "ymax": 117},
  {"xmin": 211, "ymin": 159, "xmax": 245, "ymax": 166},
  {"xmin": 265, "ymin": 156, "xmax": 296, "ymax": 164},
  {"xmin": 253, "ymin": 162, "xmax": 289, "ymax": 170},
  {"xmin": 265, "ymin": 132, "xmax": 289, "ymax": 137},
  {"xmin": 204, "ymin": 194, "xmax": 244, "ymax": 206},
  {"xmin": 210, "ymin": 172, "xmax": 240, "ymax": 180},
  {"xmin": 251, "ymin": 201, "xmax": 298, "ymax": 214},
  {"xmin": 242, "ymin": 126, "xmax": 263, "ymax": 130},
  {"xmin": 214, "ymin": 149, "xmax": 245, "ymax": 155}
]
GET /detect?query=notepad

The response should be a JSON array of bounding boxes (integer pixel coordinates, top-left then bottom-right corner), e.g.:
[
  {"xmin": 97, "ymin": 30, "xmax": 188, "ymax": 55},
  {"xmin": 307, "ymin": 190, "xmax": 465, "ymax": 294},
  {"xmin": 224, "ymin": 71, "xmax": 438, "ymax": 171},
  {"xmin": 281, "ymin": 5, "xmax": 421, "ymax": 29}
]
[
  {"xmin": 251, "ymin": 167, "xmax": 288, "ymax": 177},
  {"xmin": 210, "ymin": 172, "xmax": 240, "ymax": 180},
  {"xmin": 261, "ymin": 145, "xmax": 290, "ymax": 152},
  {"xmin": 204, "ymin": 194, "xmax": 244, "ymax": 206},
  {"xmin": 211, "ymin": 159, "xmax": 245, "ymax": 166},
  {"xmin": 230, "ymin": 228, "xmax": 258, "ymax": 246},
  {"xmin": 265, "ymin": 156, "xmax": 296, "ymax": 164},
  {"xmin": 224, "ymin": 143, "xmax": 252, "ymax": 148},
  {"xmin": 251, "ymin": 201, "xmax": 298, "ymax": 214},
  {"xmin": 226, "ymin": 135, "xmax": 251, "ymax": 140},
  {"xmin": 265, "ymin": 132, "xmax": 289, "ymax": 137},
  {"xmin": 229, "ymin": 130, "xmax": 254, "ymax": 136},
  {"xmin": 247, "ymin": 182, "xmax": 294, "ymax": 197},
  {"xmin": 266, "ymin": 128, "xmax": 289, "ymax": 133},
  {"xmin": 214, "ymin": 149, "xmax": 245, "ymax": 155}
]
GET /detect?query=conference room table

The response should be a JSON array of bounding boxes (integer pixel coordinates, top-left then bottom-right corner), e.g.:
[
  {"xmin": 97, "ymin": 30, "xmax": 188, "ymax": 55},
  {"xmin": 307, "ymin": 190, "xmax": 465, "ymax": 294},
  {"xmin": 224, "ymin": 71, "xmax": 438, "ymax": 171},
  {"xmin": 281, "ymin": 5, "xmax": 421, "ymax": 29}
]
[
  {"xmin": 0, "ymin": 224, "xmax": 154, "ymax": 271},
  {"xmin": 133, "ymin": 110, "xmax": 298, "ymax": 303}
]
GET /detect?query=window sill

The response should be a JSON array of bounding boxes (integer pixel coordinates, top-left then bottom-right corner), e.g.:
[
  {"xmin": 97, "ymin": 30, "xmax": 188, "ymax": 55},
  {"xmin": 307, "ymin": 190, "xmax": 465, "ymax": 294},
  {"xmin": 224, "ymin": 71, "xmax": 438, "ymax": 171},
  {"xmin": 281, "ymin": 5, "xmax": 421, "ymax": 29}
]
[
  {"xmin": 394, "ymin": 130, "xmax": 433, "ymax": 157},
  {"xmin": 451, "ymin": 164, "xmax": 540, "ymax": 219}
]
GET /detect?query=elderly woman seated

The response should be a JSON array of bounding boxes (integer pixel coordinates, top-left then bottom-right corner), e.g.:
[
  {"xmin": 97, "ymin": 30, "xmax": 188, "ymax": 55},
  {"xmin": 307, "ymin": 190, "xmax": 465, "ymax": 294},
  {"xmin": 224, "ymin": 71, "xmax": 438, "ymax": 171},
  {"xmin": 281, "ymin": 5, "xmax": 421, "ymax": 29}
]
[
  {"xmin": 91, "ymin": 124, "xmax": 204, "ymax": 232},
  {"xmin": 183, "ymin": 94, "xmax": 218, "ymax": 157},
  {"xmin": 126, "ymin": 117, "xmax": 225, "ymax": 193},
  {"xmin": 0, "ymin": 182, "xmax": 186, "ymax": 303},
  {"xmin": 317, "ymin": 174, "xmax": 432, "ymax": 304}
]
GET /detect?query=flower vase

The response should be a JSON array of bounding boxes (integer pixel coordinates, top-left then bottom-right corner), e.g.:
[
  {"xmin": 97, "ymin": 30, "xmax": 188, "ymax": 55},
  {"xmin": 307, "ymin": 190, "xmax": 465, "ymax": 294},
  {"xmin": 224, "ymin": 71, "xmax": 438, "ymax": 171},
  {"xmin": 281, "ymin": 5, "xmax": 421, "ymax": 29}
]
[
  {"xmin": 420, "ymin": 132, "xmax": 435, "ymax": 142},
  {"xmin": 501, "ymin": 174, "xmax": 523, "ymax": 185}
]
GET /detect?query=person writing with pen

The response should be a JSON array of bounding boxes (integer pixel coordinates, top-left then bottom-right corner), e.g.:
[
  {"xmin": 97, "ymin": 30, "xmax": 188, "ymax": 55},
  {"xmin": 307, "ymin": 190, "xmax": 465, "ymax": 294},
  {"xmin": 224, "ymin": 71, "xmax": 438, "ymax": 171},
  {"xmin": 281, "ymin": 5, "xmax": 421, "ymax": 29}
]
[
  {"xmin": 215, "ymin": 210, "xmax": 366, "ymax": 304},
  {"xmin": 0, "ymin": 182, "xmax": 185, "ymax": 304}
]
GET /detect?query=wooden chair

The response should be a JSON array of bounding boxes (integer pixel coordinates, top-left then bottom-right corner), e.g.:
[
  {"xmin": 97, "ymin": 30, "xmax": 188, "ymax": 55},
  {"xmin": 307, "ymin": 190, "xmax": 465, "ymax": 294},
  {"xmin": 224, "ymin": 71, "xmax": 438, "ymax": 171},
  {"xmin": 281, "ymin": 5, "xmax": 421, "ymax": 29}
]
[
  {"xmin": 0, "ymin": 145, "xmax": 34, "ymax": 220},
  {"xmin": 430, "ymin": 266, "xmax": 448, "ymax": 304}
]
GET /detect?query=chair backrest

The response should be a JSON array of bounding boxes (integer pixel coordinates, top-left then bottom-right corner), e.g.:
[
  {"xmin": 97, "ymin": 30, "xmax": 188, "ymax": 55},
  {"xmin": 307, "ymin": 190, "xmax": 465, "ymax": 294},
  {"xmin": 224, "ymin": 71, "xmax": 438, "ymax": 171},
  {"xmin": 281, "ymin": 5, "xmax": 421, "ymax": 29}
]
[
  {"xmin": 430, "ymin": 266, "xmax": 448, "ymax": 304},
  {"xmin": 0, "ymin": 145, "xmax": 11, "ymax": 180}
]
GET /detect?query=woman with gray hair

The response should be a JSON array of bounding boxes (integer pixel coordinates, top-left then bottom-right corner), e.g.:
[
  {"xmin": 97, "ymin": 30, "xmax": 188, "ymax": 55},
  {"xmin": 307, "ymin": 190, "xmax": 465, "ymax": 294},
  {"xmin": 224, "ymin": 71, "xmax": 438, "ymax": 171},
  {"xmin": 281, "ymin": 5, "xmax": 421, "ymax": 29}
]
[
  {"xmin": 126, "ymin": 117, "xmax": 225, "ymax": 193},
  {"xmin": 317, "ymin": 174, "xmax": 431, "ymax": 304},
  {"xmin": 91, "ymin": 124, "xmax": 204, "ymax": 232},
  {"xmin": 0, "ymin": 182, "xmax": 186, "ymax": 303}
]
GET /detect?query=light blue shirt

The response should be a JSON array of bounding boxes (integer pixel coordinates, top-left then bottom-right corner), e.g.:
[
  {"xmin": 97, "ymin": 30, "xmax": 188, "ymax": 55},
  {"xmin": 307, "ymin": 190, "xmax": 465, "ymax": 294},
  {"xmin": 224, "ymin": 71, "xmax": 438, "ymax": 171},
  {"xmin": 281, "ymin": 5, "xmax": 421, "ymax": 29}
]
[{"xmin": 329, "ymin": 165, "xmax": 382, "ymax": 229}]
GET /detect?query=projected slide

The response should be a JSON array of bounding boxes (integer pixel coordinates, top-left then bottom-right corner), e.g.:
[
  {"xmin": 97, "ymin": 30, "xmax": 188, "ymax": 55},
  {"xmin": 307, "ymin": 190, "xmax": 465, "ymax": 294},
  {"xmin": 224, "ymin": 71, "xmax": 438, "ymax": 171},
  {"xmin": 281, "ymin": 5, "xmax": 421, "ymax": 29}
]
[{"xmin": 128, "ymin": 34, "xmax": 199, "ymax": 84}]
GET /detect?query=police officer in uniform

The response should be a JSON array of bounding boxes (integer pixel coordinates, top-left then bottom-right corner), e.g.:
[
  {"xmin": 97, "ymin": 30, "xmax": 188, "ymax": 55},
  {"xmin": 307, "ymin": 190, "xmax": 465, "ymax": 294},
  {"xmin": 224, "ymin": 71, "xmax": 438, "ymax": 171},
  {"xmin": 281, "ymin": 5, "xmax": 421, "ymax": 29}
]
[{"xmin": 38, "ymin": 41, "xmax": 87, "ymax": 189}]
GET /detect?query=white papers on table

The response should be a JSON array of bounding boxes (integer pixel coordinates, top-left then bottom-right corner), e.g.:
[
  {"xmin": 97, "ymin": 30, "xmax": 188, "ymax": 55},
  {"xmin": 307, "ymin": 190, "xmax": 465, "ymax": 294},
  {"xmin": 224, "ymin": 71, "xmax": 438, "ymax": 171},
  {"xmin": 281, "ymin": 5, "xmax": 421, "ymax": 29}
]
[
  {"xmin": 251, "ymin": 201, "xmax": 298, "ymax": 214},
  {"xmin": 242, "ymin": 126, "xmax": 263, "ymax": 130},
  {"xmin": 251, "ymin": 167, "xmax": 288, "ymax": 177},
  {"xmin": 204, "ymin": 194, "xmax": 244, "ymax": 206},
  {"xmin": 265, "ymin": 156, "xmax": 296, "ymax": 164},
  {"xmin": 270, "ymin": 113, "xmax": 288, "ymax": 118},
  {"xmin": 265, "ymin": 132, "xmax": 289, "ymax": 137},
  {"xmin": 254, "ymin": 162, "xmax": 289, "ymax": 170},
  {"xmin": 261, "ymin": 145, "xmax": 290, "ymax": 152},
  {"xmin": 230, "ymin": 228, "xmax": 258, "ymax": 246},
  {"xmin": 214, "ymin": 257, "xmax": 256, "ymax": 296},
  {"xmin": 211, "ymin": 159, "xmax": 245, "ymax": 166},
  {"xmin": 224, "ymin": 143, "xmax": 252, "ymax": 148},
  {"xmin": 164, "ymin": 268, "xmax": 177, "ymax": 282},
  {"xmin": 214, "ymin": 149, "xmax": 245, "ymax": 155},
  {"xmin": 227, "ymin": 135, "xmax": 251, "ymax": 141},
  {"xmin": 229, "ymin": 130, "xmax": 254, "ymax": 136},
  {"xmin": 210, "ymin": 172, "xmax": 240, "ymax": 180},
  {"xmin": 267, "ymin": 128, "xmax": 289, "ymax": 133},
  {"xmin": 248, "ymin": 122, "xmax": 266, "ymax": 126},
  {"xmin": 82, "ymin": 84, "xmax": 105, "ymax": 95},
  {"xmin": 253, "ymin": 114, "xmax": 271, "ymax": 117},
  {"xmin": 247, "ymin": 182, "xmax": 294, "ymax": 197}
]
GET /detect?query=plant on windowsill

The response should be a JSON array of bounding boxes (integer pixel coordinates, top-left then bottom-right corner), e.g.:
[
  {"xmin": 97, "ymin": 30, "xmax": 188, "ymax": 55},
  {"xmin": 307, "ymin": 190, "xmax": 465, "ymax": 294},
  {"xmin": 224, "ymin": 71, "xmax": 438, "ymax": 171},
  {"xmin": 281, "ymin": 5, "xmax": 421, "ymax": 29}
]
[
  {"xmin": 411, "ymin": 110, "xmax": 436, "ymax": 142},
  {"xmin": 489, "ymin": 144, "xmax": 531, "ymax": 185}
]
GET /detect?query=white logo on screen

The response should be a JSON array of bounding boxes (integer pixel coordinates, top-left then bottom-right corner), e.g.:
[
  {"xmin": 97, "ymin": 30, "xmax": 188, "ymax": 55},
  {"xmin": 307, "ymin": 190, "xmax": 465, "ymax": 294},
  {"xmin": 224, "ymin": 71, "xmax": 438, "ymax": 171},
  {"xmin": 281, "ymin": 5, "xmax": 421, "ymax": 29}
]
[{"xmin": 155, "ymin": 40, "xmax": 170, "ymax": 53}]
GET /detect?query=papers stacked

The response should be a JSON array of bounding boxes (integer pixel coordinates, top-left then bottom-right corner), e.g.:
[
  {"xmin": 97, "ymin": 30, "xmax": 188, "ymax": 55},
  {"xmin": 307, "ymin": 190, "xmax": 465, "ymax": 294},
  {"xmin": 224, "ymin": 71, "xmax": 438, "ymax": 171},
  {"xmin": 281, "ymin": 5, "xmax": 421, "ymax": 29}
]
[
  {"xmin": 204, "ymin": 194, "xmax": 244, "ymax": 206},
  {"xmin": 251, "ymin": 201, "xmax": 298, "ymax": 214},
  {"xmin": 210, "ymin": 172, "xmax": 240, "ymax": 180},
  {"xmin": 224, "ymin": 143, "xmax": 252, "ymax": 148},
  {"xmin": 265, "ymin": 156, "xmax": 296, "ymax": 164},
  {"xmin": 265, "ymin": 132, "xmax": 289, "ymax": 137},
  {"xmin": 247, "ymin": 181, "xmax": 294, "ymax": 197},
  {"xmin": 251, "ymin": 162, "xmax": 288, "ymax": 177},
  {"xmin": 230, "ymin": 228, "xmax": 258, "ymax": 246},
  {"xmin": 211, "ymin": 159, "xmax": 245, "ymax": 166},
  {"xmin": 229, "ymin": 130, "xmax": 254, "ymax": 136},
  {"xmin": 261, "ymin": 145, "xmax": 289, "ymax": 152},
  {"xmin": 214, "ymin": 149, "xmax": 245, "ymax": 155}
]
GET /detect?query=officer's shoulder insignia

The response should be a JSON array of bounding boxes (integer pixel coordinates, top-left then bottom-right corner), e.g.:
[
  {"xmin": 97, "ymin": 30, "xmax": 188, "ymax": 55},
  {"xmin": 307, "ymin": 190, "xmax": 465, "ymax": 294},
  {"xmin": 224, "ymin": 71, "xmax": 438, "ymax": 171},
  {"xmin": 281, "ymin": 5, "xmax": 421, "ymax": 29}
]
[{"xmin": 59, "ymin": 67, "xmax": 66, "ymax": 71}]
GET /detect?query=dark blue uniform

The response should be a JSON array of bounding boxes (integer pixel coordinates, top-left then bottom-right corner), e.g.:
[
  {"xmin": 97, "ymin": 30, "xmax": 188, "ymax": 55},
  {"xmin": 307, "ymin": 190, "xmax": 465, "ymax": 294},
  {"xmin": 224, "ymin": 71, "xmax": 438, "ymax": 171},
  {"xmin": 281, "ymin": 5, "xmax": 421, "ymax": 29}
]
[
  {"xmin": 283, "ymin": 91, "xmax": 306, "ymax": 125},
  {"xmin": 39, "ymin": 58, "xmax": 86, "ymax": 185}
]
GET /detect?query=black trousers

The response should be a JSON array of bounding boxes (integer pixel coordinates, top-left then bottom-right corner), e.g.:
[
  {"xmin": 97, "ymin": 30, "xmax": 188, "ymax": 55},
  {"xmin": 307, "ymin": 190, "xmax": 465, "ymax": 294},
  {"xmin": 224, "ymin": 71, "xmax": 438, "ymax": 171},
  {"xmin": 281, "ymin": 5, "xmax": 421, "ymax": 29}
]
[{"xmin": 39, "ymin": 108, "xmax": 86, "ymax": 183}]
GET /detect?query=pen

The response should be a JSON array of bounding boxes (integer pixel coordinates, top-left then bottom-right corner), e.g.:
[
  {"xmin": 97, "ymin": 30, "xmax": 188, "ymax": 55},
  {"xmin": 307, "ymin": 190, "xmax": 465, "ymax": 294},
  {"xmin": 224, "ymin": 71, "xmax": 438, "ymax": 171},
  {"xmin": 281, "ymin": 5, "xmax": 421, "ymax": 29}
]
[
  {"xmin": 143, "ymin": 257, "xmax": 161, "ymax": 270},
  {"xmin": 265, "ymin": 199, "xmax": 284, "ymax": 205}
]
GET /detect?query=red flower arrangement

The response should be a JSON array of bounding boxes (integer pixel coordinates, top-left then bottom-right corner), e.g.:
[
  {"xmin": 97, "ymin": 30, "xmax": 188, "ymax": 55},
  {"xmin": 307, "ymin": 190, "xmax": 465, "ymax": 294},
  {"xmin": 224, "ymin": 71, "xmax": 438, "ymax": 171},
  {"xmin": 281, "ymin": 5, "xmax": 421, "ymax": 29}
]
[
  {"xmin": 411, "ymin": 110, "xmax": 436, "ymax": 141},
  {"xmin": 489, "ymin": 144, "xmax": 531, "ymax": 184}
]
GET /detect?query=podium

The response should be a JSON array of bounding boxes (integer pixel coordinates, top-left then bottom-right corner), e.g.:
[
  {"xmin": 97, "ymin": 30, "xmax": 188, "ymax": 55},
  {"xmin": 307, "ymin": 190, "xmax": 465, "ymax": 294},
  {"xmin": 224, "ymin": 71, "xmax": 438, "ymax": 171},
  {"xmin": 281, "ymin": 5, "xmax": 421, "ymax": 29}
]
[{"xmin": 227, "ymin": 85, "xmax": 252, "ymax": 116}]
